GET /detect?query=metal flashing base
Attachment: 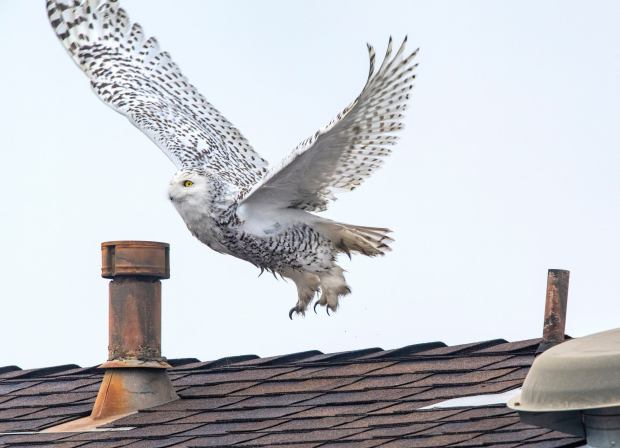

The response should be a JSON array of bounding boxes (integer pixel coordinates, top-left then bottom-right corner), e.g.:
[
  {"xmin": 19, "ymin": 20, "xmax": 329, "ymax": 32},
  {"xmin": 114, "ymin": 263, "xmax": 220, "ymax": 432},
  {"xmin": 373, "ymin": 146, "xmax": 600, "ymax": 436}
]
[{"xmin": 43, "ymin": 368, "xmax": 178, "ymax": 433}]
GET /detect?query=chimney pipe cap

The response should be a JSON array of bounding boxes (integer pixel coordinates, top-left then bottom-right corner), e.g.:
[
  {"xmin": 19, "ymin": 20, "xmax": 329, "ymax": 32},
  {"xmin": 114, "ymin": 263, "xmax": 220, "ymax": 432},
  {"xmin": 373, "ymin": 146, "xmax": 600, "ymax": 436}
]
[{"xmin": 102, "ymin": 240, "xmax": 169, "ymax": 279}]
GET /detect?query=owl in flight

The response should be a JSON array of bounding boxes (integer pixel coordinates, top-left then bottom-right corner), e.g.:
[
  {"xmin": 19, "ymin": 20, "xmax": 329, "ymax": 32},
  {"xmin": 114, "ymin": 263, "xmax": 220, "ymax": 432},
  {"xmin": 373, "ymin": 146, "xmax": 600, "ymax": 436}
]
[{"xmin": 48, "ymin": 0, "xmax": 418, "ymax": 318}]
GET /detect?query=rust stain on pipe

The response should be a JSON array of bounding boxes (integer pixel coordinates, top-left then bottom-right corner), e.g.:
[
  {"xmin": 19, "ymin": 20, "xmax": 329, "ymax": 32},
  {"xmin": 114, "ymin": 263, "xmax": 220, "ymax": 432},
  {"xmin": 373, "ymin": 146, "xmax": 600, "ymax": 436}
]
[
  {"xmin": 538, "ymin": 269, "xmax": 570, "ymax": 353},
  {"xmin": 107, "ymin": 279, "xmax": 163, "ymax": 363}
]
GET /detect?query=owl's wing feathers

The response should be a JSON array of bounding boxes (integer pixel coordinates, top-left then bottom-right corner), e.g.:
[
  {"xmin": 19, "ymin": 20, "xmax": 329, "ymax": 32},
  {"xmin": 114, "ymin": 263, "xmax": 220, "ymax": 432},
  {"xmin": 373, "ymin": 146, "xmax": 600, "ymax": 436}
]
[
  {"xmin": 47, "ymin": 0, "xmax": 268, "ymax": 189},
  {"xmin": 240, "ymin": 37, "xmax": 418, "ymax": 212}
]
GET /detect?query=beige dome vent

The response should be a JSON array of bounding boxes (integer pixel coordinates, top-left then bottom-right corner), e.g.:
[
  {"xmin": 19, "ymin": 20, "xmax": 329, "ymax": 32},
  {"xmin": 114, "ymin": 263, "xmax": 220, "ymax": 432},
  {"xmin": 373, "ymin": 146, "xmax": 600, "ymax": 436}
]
[{"xmin": 508, "ymin": 328, "xmax": 620, "ymax": 447}]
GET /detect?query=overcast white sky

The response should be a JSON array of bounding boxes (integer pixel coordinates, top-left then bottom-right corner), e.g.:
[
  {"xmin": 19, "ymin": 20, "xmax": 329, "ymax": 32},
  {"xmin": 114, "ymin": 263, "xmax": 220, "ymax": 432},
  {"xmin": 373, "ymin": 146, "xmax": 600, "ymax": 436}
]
[{"xmin": 1, "ymin": 1, "xmax": 619, "ymax": 369}]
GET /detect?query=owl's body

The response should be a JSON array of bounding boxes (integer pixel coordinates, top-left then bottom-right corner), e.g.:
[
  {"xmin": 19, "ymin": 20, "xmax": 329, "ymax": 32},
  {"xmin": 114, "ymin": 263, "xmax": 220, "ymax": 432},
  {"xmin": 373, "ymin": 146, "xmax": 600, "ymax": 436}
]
[
  {"xmin": 168, "ymin": 170, "xmax": 387, "ymax": 315},
  {"xmin": 47, "ymin": 0, "xmax": 417, "ymax": 316}
]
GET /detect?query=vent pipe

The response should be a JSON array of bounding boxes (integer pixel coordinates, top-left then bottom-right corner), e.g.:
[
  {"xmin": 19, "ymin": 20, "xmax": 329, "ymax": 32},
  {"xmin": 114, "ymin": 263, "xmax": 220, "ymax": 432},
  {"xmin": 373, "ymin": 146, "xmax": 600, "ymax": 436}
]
[
  {"xmin": 537, "ymin": 269, "xmax": 570, "ymax": 353},
  {"xmin": 45, "ymin": 241, "xmax": 178, "ymax": 432}
]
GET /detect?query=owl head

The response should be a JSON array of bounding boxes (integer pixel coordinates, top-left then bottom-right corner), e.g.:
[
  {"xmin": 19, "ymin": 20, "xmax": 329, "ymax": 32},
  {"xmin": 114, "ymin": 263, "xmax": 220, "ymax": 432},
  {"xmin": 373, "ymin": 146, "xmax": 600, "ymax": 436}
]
[{"xmin": 168, "ymin": 169, "xmax": 208, "ymax": 204}]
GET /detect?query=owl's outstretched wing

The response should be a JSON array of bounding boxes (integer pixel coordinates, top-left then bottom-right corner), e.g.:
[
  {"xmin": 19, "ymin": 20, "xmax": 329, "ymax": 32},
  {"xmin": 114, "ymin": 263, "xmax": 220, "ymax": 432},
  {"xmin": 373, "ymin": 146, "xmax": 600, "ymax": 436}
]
[
  {"xmin": 47, "ymin": 0, "xmax": 268, "ymax": 189},
  {"xmin": 239, "ymin": 37, "xmax": 418, "ymax": 212}
]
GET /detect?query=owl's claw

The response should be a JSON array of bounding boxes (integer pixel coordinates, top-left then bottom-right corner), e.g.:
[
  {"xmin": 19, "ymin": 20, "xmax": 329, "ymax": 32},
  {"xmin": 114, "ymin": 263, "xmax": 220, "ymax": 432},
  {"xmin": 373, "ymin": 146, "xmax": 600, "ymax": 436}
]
[
  {"xmin": 289, "ymin": 306, "xmax": 305, "ymax": 320},
  {"xmin": 313, "ymin": 300, "xmax": 332, "ymax": 315}
]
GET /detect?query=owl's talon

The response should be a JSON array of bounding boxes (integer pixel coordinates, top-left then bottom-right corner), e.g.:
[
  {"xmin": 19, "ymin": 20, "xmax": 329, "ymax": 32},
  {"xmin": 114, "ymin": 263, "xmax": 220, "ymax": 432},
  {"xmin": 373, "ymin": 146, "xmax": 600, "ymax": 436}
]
[
  {"xmin": 289, "ymin": 306, "xmax": 306, "ymax": 319},
  {"xmin": 326, "ymin": 307, "xmax": 331, "ymax": 316},
  {"xmin": 314, "ymin": 301, "xmax": 320, "ymax": 314}
]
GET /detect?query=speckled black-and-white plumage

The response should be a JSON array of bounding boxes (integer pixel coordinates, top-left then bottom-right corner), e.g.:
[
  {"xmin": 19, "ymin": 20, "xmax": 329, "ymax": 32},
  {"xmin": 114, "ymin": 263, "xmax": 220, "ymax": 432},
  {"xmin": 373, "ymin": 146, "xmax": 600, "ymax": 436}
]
[{"xmin": 48, "ymin": 0, "xmax": 419, "ymax": 317}]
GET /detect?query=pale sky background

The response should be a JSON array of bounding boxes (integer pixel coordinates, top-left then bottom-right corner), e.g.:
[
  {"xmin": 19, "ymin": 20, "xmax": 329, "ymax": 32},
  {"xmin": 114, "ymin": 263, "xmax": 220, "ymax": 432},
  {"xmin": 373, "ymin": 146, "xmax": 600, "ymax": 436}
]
[{"xmin": 1, "ymin": 1, "xmax": 619, "ymax": 369}]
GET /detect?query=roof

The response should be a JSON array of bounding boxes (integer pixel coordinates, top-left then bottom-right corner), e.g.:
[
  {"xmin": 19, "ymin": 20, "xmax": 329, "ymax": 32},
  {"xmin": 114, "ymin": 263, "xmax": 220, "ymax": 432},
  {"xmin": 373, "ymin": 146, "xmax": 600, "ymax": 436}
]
[{"xmin": 0, "ymin": 337, "xmax": 585, "ymax": 448}]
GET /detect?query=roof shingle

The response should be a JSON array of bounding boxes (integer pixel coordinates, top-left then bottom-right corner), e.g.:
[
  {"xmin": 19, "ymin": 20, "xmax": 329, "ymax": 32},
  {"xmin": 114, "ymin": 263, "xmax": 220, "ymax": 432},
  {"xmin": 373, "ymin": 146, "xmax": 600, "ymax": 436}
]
[{"xmin": 0, "ymin": 337, "xmax": 583, "ymax": 447}]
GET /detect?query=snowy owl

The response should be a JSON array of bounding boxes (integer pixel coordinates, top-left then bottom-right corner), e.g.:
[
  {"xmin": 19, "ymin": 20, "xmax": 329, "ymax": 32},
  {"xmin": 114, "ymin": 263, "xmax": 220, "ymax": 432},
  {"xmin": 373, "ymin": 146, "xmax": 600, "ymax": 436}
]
[{"xmin": 47, "ymin": 0, "xmax": 418, "ymax": 317}]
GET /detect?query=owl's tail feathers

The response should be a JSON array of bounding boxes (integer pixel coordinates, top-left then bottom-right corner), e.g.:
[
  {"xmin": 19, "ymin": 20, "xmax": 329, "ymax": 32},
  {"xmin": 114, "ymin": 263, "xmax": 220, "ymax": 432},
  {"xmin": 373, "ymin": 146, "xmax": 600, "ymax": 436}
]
[{"xmin": 317, "ymin": 222, "xmax": 394, "ymax": 257}]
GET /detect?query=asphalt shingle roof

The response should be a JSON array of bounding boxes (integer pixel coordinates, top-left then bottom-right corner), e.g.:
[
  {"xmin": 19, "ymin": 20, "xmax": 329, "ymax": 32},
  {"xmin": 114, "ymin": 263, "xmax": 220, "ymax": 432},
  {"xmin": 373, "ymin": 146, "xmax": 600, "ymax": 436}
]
[{"xmin": 0, "ymin": 338, "xmax": 585, "ymax": 447}]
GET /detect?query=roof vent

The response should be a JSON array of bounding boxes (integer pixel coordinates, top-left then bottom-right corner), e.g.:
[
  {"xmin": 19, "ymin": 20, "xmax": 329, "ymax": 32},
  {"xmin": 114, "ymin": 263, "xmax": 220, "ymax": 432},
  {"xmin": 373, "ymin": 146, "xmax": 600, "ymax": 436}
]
[
  {"xmin": 509, "ymin": 328, "xmax": 620, "ymax": 447},
  {"xmin": 45, "ymin": 241, "xmax": 178, "ymax": 432}
]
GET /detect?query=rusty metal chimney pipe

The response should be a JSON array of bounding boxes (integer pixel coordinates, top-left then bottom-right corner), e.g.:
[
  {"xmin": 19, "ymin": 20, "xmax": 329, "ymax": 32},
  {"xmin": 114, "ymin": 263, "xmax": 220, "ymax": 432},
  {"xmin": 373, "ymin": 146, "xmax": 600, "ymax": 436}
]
[
  {"xmin": 44, "ymin": 241, "xmax": 178, "ymax": 432},
  {"xmin": 91, "ymin": 241, "xmax": 178, "ymax": 420},
  {"xmin": 537, "ymin": 269, "xmax": 570, "ymax": 353},
  {"xmin": 101, "ymin": 241, "xmax": 170, "ymax": 367}
]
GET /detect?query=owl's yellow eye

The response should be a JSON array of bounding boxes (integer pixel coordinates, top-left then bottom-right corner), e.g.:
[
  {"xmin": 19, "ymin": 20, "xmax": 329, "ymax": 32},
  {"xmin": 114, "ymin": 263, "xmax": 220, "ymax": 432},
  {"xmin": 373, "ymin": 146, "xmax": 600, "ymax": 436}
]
[{"xmin": 183, "ymin": 180, "xmax": 194, "ymax": 187}]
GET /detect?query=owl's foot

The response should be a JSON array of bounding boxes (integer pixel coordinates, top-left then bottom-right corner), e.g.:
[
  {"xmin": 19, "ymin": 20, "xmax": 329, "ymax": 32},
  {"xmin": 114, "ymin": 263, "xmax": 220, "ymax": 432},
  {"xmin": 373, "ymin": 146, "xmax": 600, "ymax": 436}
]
[
  {"xmin": 313, "ymin": 266, "xmax": 351, "ymax": 314},
  {"xmin": 283, "ymin": 269, "xmax": 321, "ymax": 320}
]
